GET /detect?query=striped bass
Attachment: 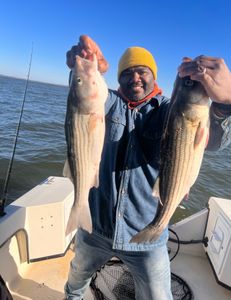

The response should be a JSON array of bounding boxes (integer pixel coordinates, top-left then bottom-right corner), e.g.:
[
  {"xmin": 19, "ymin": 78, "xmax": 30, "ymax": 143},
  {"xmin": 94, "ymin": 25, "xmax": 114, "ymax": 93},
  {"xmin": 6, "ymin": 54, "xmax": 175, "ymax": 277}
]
[
  {"xmin": 64, "ymin": 54, "xmax": 108, "ymax": 235},
  {"xmin": 130, "ymin": 75, "xmax": 210, "ymax": 243}
]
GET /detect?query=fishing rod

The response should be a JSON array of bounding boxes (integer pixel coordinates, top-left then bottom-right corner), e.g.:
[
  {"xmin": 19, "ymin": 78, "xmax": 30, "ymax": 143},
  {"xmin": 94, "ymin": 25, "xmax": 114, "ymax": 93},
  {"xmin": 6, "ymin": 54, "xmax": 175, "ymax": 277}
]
[{"xmin": 0, "ymin": 44, "xmax": 34, "ymax": 217}]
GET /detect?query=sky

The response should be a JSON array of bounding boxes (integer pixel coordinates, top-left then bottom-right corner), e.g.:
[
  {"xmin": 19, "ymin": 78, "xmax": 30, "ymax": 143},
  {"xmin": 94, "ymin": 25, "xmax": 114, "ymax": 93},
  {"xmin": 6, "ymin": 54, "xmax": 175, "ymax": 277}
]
[{"xmin": 1, "ymin": 0, "xmax": 231, "ymax": 97}]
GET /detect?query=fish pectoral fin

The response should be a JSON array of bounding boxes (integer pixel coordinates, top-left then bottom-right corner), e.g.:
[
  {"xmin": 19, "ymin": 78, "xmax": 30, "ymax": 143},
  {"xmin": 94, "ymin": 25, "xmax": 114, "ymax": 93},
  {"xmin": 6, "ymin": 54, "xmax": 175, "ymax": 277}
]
[
  {"xmin": 194, "ymin": 122, "xmax": 209, "ymax": 149},
  {"xmin": 152, "ymin": 177, "xmax": 160, "ymax": 197},
  {"xmin": 88, "ymin": 113, "xmax": 104, "ymax": 132},
  {"xmin": 152, "ymin": 177, "xmax": 163, "ymax": 206},
  {"xmin": 65, "ymin": 204, "xmax": 92, "ymax": 236},
  {"xmin": 130, "ymin": 225, "xmax": 163, "ymax": 244}
]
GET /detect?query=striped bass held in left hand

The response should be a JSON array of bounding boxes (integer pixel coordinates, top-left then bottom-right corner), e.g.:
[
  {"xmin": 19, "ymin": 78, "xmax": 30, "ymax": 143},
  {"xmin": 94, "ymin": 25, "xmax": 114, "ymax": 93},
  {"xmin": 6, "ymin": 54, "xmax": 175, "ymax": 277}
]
[
  {"xmin": 64, "ymin": 54, "xmax": 108, "ymax": 236},
  {"xmin": 130, "ymin": 75, "xmax": 210, "ymax": 243}
]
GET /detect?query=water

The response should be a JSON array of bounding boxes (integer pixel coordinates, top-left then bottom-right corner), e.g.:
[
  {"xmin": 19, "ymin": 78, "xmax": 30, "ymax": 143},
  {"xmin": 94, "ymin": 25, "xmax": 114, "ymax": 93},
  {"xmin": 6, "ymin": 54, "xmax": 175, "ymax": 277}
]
[
  {"xmin": 0, "ymin": 75, "xmax": 68, "ymax": 205},
  {"xmin": 0, "ymin": 75, "xmax": 230, "ymax": 221}
]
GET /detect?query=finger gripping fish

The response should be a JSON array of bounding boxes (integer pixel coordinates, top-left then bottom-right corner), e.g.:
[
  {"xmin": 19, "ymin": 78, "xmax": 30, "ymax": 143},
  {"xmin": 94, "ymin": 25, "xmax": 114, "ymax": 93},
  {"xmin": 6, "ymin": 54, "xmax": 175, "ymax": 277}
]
[
  {"xmin": 65, "ymin": 55, "xmax": 108, "ymax": 235},
  {"xmin": 130, "ymin": 75, "xmax": 210, "ymax": 243}
]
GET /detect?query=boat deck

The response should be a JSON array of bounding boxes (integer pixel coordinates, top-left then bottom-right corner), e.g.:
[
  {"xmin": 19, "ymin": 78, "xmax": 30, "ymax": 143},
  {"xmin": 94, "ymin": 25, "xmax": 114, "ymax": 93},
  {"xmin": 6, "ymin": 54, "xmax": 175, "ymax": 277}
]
[
  {"xmin": 10, "ymin": 249, "xmax": 74, "ymax": 300},
  {"xmin": 171, "ymin": 252, "xmax": 231, "ymax": 300},
  {"xmin": 9, "ymin": 248, "xmax": 231, "ymax": 300}
]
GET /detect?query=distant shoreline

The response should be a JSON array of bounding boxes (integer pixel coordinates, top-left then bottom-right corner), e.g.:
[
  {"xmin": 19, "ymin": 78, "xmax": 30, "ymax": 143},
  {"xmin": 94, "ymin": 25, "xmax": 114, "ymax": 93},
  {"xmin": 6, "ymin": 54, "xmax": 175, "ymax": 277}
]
[{"xmin": 0, "ymin": 73, "xmax": 68, "ymax": 88}]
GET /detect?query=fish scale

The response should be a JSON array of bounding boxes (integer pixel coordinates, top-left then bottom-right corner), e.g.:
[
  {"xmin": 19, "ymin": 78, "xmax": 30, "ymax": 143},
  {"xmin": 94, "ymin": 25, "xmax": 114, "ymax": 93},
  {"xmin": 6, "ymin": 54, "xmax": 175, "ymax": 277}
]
[
  {"xmin": 130, "ymin": 75, "xmax": 210, "ymax": 243},
  {"xmin": 73, "ymin": 116, "xmax": 90, "ymax": 197},
  {"xmin": 64, "ymin": 55, "xmax": 108, "ymax": 235},
  {"xmin": 173, "ymin": 120, "xmax": 190, "ymax": 199}
]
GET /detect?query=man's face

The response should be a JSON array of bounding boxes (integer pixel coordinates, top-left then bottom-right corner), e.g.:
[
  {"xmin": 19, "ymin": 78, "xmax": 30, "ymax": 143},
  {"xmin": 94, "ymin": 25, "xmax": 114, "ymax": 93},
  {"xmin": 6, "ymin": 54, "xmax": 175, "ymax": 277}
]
[{"xmin": 119, "ymin": 66, "xmax": 155, "ymax": 101}]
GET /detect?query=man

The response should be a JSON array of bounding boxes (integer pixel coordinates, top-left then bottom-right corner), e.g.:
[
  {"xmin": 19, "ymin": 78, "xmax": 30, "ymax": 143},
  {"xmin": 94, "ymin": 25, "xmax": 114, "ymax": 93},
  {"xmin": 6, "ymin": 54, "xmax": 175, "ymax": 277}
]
[{"xmin": 64, "ymin": 35, "xmax": 231, "ymax": 300}]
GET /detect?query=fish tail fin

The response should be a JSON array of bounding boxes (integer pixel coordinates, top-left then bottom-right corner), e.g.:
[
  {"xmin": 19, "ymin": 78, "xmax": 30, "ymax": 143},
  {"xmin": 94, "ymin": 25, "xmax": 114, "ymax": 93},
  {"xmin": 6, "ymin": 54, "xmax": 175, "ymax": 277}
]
[
  {"xmin": 65, "ymin": 204, "xmax": 92, "ymax": 236},
  {"xmin": 129, "ymin": 226, "xmax": 163, "ymax": 244}
]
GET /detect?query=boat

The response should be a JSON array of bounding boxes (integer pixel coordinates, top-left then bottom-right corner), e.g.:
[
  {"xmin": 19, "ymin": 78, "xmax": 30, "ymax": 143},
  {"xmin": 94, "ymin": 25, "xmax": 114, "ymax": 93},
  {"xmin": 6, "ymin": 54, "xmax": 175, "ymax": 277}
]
[{"xmin": 0, "ymin": 176, "xmax": 231, "ymax": 299}]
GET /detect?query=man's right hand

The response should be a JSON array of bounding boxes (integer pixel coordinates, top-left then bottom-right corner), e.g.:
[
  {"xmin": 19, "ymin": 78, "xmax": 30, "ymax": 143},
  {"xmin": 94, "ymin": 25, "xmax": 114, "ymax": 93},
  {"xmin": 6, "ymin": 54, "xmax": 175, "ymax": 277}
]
[
  {"xmin": 178, "ymin": 55, "xmax": 231, "ymax": 105},
  {"xmin": 66, "ymin": 35, "xmax": 109, "ymax": 74}
]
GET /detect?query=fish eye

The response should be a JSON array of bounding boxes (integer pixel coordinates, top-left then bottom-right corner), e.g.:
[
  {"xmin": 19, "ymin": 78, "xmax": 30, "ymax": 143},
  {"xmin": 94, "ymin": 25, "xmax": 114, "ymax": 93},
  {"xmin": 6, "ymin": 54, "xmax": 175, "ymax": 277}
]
[
  {"xmin": 77, "ymin": 77, "xmax": 82, "ymax": 85},
  {"xmin": 184, "ymin": 79, "xmax": 194, "ymax": 87}
]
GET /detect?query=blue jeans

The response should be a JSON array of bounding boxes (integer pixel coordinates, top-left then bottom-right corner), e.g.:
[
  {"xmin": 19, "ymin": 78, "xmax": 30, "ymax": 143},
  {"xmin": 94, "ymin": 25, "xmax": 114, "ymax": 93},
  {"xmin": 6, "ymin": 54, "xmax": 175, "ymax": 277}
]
[{"xmin": 64, "ymin": 229, "xmax": 173, "ymax": 300}]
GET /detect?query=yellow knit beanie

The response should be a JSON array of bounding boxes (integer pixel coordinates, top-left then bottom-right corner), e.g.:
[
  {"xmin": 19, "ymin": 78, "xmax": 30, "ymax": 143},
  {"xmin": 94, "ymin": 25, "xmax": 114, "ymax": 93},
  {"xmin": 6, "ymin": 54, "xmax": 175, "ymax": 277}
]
[{"xmin": 118, "ymin": 47, "xmax": 158, "ymax": 80}]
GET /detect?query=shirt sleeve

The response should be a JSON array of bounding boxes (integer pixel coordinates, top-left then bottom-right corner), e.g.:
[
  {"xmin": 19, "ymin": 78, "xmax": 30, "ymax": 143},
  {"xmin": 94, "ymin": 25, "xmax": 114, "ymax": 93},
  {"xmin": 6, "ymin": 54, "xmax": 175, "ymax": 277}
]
[{"xmin": 206, "ymin": 102, "xmax": 231, "ymax": 151}]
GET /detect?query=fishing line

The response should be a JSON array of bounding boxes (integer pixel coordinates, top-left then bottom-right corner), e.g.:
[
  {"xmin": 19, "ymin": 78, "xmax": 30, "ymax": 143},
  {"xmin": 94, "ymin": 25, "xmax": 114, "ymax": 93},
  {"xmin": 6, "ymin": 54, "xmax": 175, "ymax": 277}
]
[{"xmin": 0, "ymin": 43, "xmax": 34, "ymax": 216}]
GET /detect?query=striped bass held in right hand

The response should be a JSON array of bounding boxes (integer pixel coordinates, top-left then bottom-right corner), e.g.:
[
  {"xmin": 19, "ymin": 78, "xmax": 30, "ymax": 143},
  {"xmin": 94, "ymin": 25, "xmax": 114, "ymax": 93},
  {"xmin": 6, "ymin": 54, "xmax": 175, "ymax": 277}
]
[
  {"xmin": 130, "ymin": 75, "xmax": 210, "ymax": 243},
  {"xmin": 64, "ymin": 54, "xmax": 108, "ymax": 236}
]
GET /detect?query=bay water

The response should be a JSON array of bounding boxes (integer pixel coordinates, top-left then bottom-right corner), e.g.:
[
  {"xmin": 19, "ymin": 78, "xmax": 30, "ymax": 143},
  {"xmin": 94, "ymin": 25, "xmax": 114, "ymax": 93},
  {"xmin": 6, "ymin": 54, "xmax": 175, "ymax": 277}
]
[{"xmin": 0, "ymin": 74, "xmax": 230, "ymax": 222}]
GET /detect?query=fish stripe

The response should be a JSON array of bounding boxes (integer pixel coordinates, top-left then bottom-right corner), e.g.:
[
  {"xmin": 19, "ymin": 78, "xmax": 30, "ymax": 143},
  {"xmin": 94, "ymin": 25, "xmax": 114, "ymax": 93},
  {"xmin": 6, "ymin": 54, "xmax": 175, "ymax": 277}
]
[
  {"xmin": 130, "ymin": 77, "xmax": 210, "ymax": 243},
  {"xmin": 65, "ymin": 55, "xmax": 108, "ymax": 235}
]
